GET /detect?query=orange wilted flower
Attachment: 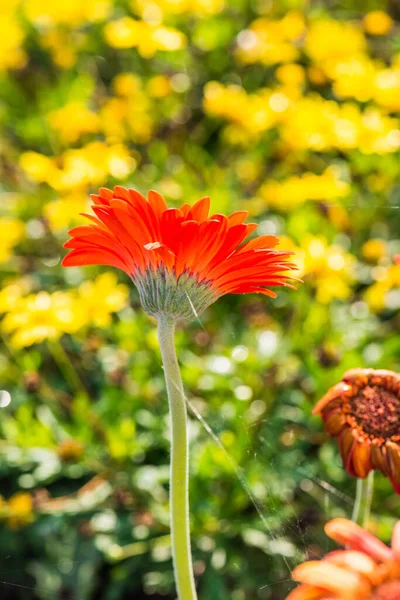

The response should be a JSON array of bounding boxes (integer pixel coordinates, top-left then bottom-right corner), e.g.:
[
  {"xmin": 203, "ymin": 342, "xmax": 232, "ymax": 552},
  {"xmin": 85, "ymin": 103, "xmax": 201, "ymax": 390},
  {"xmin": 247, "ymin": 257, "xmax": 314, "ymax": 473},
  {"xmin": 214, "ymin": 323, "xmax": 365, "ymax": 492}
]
[
  {"xmin": 287, "ymin": 517, "xmax": 400, "ymax": 600},
  {"xmin": 62, "ymin": 186, "xmax": 297, "ymax": 321},
  {"xmin": 313, "ymin": 369, "xmax": 400, "ymax": 494}
]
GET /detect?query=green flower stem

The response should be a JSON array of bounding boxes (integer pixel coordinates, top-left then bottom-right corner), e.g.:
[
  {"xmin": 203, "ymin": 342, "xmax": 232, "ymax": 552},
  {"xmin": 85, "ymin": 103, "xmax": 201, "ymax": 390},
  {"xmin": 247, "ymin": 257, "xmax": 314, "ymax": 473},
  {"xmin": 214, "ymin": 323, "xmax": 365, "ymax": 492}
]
[
  {"xmin": 352, "ymin": 471, "xmax": 375, "ymax": 527},
  {"xmin": 157, "ymin": 316, "xmax": 197, "ymax": 600}
]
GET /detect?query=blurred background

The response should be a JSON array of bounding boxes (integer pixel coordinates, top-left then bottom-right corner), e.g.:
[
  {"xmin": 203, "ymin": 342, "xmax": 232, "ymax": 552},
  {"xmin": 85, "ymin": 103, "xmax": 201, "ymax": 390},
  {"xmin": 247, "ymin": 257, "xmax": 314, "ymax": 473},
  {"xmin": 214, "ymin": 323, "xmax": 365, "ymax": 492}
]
[{"xmin": 1, "ymin": 0, "xmax": 400, "ymax": 598}]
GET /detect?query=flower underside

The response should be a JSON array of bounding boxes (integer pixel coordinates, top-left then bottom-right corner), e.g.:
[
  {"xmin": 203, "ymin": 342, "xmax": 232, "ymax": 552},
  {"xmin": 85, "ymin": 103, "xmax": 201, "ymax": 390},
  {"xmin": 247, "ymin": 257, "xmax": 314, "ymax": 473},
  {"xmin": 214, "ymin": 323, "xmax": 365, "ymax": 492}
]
[
  {"xmin": 313, "ymin": 369, "xmax": 400, "ymax": 494},
  {"xmin": 135, "ymin": 268, "xmax": 216, "ymax": 322},
  {"xmin": 62, "ymin": 186, "xmax": 297, "ymax": 321}
]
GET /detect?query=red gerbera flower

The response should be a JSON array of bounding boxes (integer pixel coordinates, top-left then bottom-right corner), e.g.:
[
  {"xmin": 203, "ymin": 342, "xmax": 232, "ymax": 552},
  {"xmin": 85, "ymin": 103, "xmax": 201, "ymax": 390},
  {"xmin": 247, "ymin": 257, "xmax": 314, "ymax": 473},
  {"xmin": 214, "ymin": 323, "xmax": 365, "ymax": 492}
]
[
  {"xmin": 62, "ymin": 186, "xmax": 297, "ymax": 321},
  {"xmin": 287, "ymin": 518, "xmax": 400, "ymax": 600}
]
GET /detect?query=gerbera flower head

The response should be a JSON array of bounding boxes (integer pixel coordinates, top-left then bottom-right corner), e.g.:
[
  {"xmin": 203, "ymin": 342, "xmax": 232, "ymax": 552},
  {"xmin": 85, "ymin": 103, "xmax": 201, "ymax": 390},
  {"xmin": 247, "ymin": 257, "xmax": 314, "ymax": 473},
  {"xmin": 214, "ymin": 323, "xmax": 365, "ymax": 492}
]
[
  {"xmin": 62, "ymin": 186, "xmax": 297, "ymax": 321},
  {"xmin": 313, "ymin": 368, "xmax": 400, "ymax": 495},
  {"xmin": 287, "ymin": 517, "xmax": 400, "ymax": 600}
]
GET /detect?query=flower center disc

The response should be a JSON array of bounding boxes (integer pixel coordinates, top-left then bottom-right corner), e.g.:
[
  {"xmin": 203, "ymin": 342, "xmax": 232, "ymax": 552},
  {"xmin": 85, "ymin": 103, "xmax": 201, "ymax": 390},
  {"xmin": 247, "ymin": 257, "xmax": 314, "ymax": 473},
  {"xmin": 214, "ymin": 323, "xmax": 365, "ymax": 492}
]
[
  {"xmin": 370, "ymin": 580, "xmax": 400, "ymax": 600},
  {"xmin": 350, "ymin": 385, "xmax": 400, "ymax": 438}
]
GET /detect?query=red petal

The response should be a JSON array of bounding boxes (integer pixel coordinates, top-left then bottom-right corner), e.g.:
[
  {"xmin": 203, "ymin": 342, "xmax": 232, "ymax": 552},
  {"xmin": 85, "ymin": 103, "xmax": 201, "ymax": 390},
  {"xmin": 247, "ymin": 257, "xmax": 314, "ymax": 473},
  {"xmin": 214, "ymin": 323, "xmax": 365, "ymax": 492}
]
[
  {"xmin": 325, "ymin": 519, "xmax": 393, "ymax": 563},
  {"xmin": 187, "ymin": 197, "xmax": 210, "ymax": 222},
  {"xmin": 148, "ymin": 190, "xmax": 168, "ymax": 221}
]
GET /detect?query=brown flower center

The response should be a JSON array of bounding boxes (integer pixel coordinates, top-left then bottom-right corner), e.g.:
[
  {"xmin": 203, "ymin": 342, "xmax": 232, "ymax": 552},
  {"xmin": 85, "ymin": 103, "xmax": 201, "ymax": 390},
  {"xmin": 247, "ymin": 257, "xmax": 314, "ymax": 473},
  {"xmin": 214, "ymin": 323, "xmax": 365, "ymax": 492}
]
[
  {"xmin": 350, "ymin": 385, "xmax": 400, "ymax": 438},
  {"xmin": 369, "ymin": 580, "xmax": 400, "ymax": 600}
]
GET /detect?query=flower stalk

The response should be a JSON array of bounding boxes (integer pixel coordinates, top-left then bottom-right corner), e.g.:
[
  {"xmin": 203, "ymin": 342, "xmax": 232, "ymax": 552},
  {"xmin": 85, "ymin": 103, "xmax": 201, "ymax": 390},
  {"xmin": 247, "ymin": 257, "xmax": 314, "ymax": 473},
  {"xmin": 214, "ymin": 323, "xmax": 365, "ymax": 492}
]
[
  {"xmin": 157, "ymin": 315, "xmax": 197, "ymax": 600},
  {"xmin": 351, "ymin": 470, "xmax": 374, "ymax": 527}
]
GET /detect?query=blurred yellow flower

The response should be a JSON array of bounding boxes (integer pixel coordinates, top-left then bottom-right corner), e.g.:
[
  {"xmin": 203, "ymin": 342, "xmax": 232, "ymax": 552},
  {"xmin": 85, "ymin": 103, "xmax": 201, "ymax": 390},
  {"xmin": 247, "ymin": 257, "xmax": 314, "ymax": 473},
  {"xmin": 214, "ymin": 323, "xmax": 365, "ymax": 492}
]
[
  {"xmin": 236, "ymin": 12, "xmax": 305, "ymax": 66},
  {"xmin": 275, "ymin": 63, "xmax": 305, "ymax": 87},
  {"xmin": 331, "ymin": 55, "xmax": 379, "ymax": 103},
  {"xmin": 363, "ymin": 11, "xmax": 393, "ymax": 36},
  {"xmin": 0, "ymin": 282, "xmax": 26, "ymax": 313},
  {"xmin": 44, "ymin": 193, "xmax": 88, "ymax": 231},
  {"xmin": 2, "ymin": 291, "xmax": 84, "ymax": 347},
  {"xmin": 58, "ymin": 143, "xmax": 136, "ymax": 189},
  {"xmin": 0, "ymin": 217, "xmax": 24, "ymax": 263},
  {"xmin": 24, "ymin": 0, "xmax": 111, "ymax": 27},
  {"xmin": 281, "ymin": 236, "xmax": 354, "ymax": 303},
  {"xmin": 104, "ymin": 17, "xmax": 186, "ymax": 57},
  {"xmin": 280, "ymin": 96, "xmax": 400, "ymax": 154},
  {"xmin": 19, "ymin": 152, "xmax": 59, "ymax": 184},
  {"xmin": 1, "ymin": 275, "xmax": 129, "ymax": 347},
  {"xmin": 104, "ymin": 17, "xmax": 141, "ymax": 49},
  {"xmin": 307, "ymin": 65, "xmax": 327, "ymax": 86},
  {"xmin": 374, "ymin": 68, "xmax": 400, "ymax": 111},
  {"xmin": 364, "ymin": 264, "xmax": 400, "ymax": 311},
  {"xmin": 147, "ymin": 75, "xmax": 172, "ymax": 98},
  {"xmin": 259, "ymin": 168, "xmax": 350, "ymax": 210},
  {"xmin": 133, "ymin": 0, "xmax": 225, "ymax": 17},
  {"xmin": 327, "ymin": 204, "xmax": 350, "ymax": 231},
  {"xmin": 305, "ymin": 19, "xmax": 366, "ymax": 68},
  {"xmin": 205, "ymin": 79, "xmax": 400, "ymax": 154},
  {"xmin": 21, "ymin": 143, "xmax": 137, "ymax": 191},
  {"xmin": 303, "ymin": 237, "xmax": 354, "ymax": 303},
  {"xmin": 362, "ymin": 239, "xmax": 388, "ymax": 262},
  {"xmin": 48, "ymin": 102, "xmax": 100, "ymax": 144},
  {"xmin": 0, "ymin": 492, "xmax": 34, "ymax": 529},
  {"xmin": 0, "ymin": 13, "xmax": 26, "ymax": 71},
  {"xmin": 76, "ymin": 273, "xmax": 129, "ymax": 328},
  {"xmin": 101, "ymin": 78, "xmax": 153, "ymax": 143},
  {"xmin": 40, "ymin": 30, "xmax": 78, "ymax": 69},
  {"xmin": 204, "ymin": 82, "xmax": 282, "ymax": 138},
  {"xmin": 113, "ymin": 73, "xmax": 142, "ymax": 97}
]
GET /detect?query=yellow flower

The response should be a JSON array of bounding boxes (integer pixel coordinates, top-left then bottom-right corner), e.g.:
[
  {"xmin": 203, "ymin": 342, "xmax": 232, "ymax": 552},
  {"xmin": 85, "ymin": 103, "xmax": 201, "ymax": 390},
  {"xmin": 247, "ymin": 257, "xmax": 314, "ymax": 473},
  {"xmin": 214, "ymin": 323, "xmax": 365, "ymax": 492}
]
[
  {"xmin": 305, "ymin": 19, "xmax": 366, "ymax": 67},
  {"xmin": 1, "ymin": 275, "xmax": 129, "ymax": 347},
  {"xmin": 1, "ymin": 493, "xmax": 34, "ymax": 529},
  {"xmin": 147, "ymin": 75, "xmax": 172, "ymax": 98},
  {"xmin": 0, "ymin": 13, "xmax": 26, "ymax": 71},
  {"xmin": 104, "ymin": 16, "xmax": 141, "ymax": 49},
  {"xmin": 0, "ymin": 217, "xmax": 24, "ymax": 263},
  {"xmin": 57, "ymin": 143, "xmax": 136, "ymax": 189},
  {"xmin": 259, "ymin": 168, "xmax": 350, "ymax": 210},
  {"xmin": 364, "ymin": 264, "xmax": 400, "ymax": 311},
  {"xmin": 275, "ymin": 63, "xmax": 305, "ymax": 87},
  {"xmin": 236, "ymin": 12, "xmax": 305, "ymax": 66},
  {"xmin": 281, "ymin": 236, "xmax": 354, "ymax": 303},
  {"xmin": 307, "ymin": 65, "xmax": 327, "ymax": 85},
  {"xmin": 101, "ymin": 96, "xmax": 153, "ymax": 144},
  {"xmin": 362, "ymin": 239, "xmax": 388, "ymax": 262},
  {"xmin": 0, "ymin": 283, "xmax": 25, "ymax": 314},
  {"xmin": 374, "ymin": 68, "xmax": 400, "ymax": 111},
  {"xmin": 113, "ymin": 73, "xmax": 142, "ymax": 97},
  {"xmin": 44, "ymin": 193, "xmax": 88, "ymax": 231},
  {"xmin": 363, "ymin": 10, "xmax": 393, "ymax": 36},
  {"xmin": 203, "ymin": 82, "xmax": 282, "ymax": 138},
  {"xmin": 2, "ymin": 291, "xmax": 84, "ymax": 347},
  {"xmin": 76, "ymin": 273, "xmax": 129, "ymax": 328},
  {"xmin": 48, "ymin": 102, "xmax": 100, "ymax": 144},
  {"xmin": 21, "ymin": 143, "xmax": 137, "ymax": 191},
  {"xmin": 104, "ymin": 17, "xmax": 186, "ymax": 57},
  {"xmin": 280, "ymin": 95, "xmax": 400, "ymax": 154},
  {"xmin": 327, "ymin": 203, "xmax": 350, "ymax": 230},
  {"xmin": 40, "ymin": 30, "xmax": 78, "ymax": 69},
  {"xmin": 19, "ymin": 152, "xmax": 59, "ymax": 184},
  {"xmin": 24, "ymin": 0, "xmax": 111, "ymax": 27},
  {"xmin": 331, "ymin": 55, "xmax": 379, "ymax": 103},
  {"xmin": 133, "ymin": 0, "xmax": 225, "ymax": 17}
]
